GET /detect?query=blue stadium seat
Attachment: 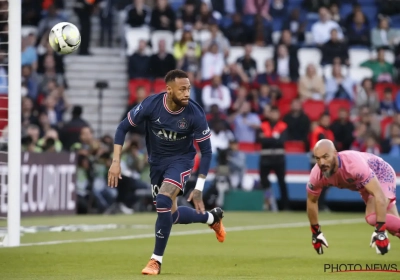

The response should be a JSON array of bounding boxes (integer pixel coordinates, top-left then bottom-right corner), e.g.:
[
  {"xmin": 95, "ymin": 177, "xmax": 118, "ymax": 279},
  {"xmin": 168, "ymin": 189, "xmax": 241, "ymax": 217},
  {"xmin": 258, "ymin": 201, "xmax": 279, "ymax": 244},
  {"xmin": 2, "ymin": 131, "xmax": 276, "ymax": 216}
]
[
  {"xmin": 243, "ymin": 15, "xmax": 255, "ymax": 27},
  {"xmin": 390, "ymin": 15, "xmax": 400, "ymax": 28},
  {"xmin": 339, "ymin": 3, "xmax": 353, "ymax": 19},
  {"xmin": 361, "ymin": 6, "xmax": 378, "ymax": 23},
  {"xmin": 168, "ymin": 0, "xmax": 184, "ymax": 12},
  {"xmin": 271, "ymin": 18, "xmax": 283, "ymax": 31},
  {"xmin": 306, "ymin": 18, "xmax": 318, "ymax": 32}
]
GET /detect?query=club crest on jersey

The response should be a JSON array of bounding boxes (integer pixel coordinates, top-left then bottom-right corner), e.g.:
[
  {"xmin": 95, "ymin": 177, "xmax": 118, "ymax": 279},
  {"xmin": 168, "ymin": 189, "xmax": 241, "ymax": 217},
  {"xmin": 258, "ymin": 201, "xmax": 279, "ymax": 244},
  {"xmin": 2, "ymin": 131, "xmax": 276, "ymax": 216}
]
[{"xmin": 177, "ymin": 118, "xmax": 188, "ymax": 129}]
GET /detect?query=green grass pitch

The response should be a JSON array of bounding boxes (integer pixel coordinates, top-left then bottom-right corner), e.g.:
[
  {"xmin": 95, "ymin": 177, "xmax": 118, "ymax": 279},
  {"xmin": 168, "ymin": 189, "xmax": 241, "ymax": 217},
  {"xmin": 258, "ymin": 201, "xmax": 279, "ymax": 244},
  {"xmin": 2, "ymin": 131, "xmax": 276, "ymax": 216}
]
[{"xmin": 0, "ymin": 212, "xmax": 400, "ymax": 279}]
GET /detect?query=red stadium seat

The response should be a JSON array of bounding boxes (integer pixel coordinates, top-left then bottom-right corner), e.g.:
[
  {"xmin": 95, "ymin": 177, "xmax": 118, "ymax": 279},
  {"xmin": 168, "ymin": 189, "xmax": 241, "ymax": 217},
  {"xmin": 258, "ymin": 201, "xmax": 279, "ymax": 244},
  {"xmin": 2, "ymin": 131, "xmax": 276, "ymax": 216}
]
[
  {"xmin": 278, "ymin": 82, "xmax": 298, "ymax": 100},
  {"xmin": 284, "ymin": 141, "xmax": 305, "ymax": 153},
  {"xmin": 238, "ymin": 142, "xmax": 261, "ymax": 152},
  {"xmin": 153, "ymin": 79, "xmax": 166, "ymax": 94},
  {"xmin": 381, "ymin": 116, "xmax": 393, "ymax": 139},
  {"xmin": 375, "ymin": 83, "xmax": 399, "ymax": 101},
  {"xmin": 328, "ymin": 100, "xmax": 351, "ymax": 121},
  {"xmin": 276, "ymin": 99, "xmax": 292, "ymax": 118},
  {"xmin": 0, "ymin": 96, "xmax": 7, "ymax": 134},
  {"xmin": 128, "ymin": 79, "xmax": 151, "ymax": 104},
  {"xmin": 303, "ymin": 100, "xmax": 326, "ymax": 122}
]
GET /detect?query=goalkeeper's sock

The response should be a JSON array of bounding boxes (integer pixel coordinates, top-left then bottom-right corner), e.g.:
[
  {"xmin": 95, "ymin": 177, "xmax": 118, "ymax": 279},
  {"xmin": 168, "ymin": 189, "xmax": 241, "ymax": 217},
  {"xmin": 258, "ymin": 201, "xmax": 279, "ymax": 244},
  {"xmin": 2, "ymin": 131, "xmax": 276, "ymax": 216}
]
[
  {"xmin": 152, "ymin": 194, "xmax": 173, "ymax": 263},
  {"xmin": 365, "ymin": 213, "xmax": 400, "ymax": 234},
  {"xmin": 172, "ymin": 206, "xmax": 213, "ymax": 225}
]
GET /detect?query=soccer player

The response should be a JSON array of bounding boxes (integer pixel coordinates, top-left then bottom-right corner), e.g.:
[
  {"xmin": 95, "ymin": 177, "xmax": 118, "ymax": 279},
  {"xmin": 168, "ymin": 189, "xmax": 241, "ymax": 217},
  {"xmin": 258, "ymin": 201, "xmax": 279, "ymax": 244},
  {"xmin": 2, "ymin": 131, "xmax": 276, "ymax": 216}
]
[
  {"xmin": 307, "ymin": 139, "xmax": 399, "ymax": 256},
  {"xmin": 108, "ymin": 70, "xmax": 226, "ymax": 275}
]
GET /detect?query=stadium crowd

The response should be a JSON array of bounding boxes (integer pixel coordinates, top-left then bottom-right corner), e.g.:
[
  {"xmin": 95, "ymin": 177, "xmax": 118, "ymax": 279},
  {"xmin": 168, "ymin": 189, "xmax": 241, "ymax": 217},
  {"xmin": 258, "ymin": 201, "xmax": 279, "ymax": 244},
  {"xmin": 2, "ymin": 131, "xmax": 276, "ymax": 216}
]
[{"xmin": 3, "ymin": 0, "xmax": 400, "ymax": 213}]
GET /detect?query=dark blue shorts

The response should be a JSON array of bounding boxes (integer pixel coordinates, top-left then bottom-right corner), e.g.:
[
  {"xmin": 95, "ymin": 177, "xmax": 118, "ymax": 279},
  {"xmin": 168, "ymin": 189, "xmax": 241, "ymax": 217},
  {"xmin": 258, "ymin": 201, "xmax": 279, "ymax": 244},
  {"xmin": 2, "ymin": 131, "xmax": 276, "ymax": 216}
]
[{"xmin": 150, "ymin": 160, "xmax": 193, "ymax": 204}]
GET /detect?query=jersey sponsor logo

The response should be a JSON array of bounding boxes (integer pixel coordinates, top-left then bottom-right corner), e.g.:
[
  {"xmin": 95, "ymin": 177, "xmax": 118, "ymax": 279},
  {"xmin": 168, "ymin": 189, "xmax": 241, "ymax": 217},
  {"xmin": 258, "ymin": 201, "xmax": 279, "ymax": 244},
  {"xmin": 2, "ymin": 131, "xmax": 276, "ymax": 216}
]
[
  {"xmin": 202, "ymin": 126, "xmax": 210, "ymax": 135},
  {"xmin": 133, "ymin": 104, "xmax": 143, "ymax": 116},
  {"xmin": 152, "ymin": 128, "xmax": 187, "ymax": 141},
  {"xmin": 177, "ymin": 118, "xmax": 188, "ymax": 129}
]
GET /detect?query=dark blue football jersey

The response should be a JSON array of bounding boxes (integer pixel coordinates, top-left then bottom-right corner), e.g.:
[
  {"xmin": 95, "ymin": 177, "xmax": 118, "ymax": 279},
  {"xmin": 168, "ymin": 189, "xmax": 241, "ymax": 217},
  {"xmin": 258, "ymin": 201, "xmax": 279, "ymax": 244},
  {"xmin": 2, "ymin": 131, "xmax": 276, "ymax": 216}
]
[{"xmin": 127, "ymin": 93, "xmax": 211, "ymax": 164}]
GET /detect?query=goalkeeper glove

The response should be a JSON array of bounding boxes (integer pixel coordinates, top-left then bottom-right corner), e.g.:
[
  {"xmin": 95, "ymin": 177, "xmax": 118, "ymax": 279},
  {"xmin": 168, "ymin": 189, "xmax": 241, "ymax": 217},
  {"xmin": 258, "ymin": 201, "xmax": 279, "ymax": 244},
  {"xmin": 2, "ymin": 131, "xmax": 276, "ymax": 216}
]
[
  {"xmin": 311, "ymin": 224, "xmax": 328, "ymax": 255},
  {"xmin": 370, "ymin": 222, "xmax": 390, "ymax": 255}
]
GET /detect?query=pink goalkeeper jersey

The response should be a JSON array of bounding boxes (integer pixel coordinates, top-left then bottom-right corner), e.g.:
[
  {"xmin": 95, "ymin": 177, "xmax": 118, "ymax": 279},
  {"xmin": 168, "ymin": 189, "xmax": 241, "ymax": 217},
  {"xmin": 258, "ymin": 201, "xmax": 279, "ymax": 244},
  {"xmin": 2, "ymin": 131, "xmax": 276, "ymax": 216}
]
[{"xmin": 307, "ymin": 150, "xmax": 397, "ymax": 200}]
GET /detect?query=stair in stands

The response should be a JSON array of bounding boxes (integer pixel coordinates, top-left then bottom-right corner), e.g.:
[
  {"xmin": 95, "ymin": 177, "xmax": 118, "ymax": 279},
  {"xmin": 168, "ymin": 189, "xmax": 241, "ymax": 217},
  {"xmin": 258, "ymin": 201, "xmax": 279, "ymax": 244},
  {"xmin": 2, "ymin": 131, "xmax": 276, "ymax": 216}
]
[{"xmin": 64, "ymin": 47, "xmax": 128, "ymax": 138}]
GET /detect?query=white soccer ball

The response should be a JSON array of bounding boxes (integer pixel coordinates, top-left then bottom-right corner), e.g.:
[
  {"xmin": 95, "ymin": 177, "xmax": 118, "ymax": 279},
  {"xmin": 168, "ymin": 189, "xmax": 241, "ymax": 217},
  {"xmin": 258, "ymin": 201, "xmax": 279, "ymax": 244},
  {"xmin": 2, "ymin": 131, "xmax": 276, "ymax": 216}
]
[{"xmin": 49, "ymin": 22, "xmax": 81, "ymax": 55}]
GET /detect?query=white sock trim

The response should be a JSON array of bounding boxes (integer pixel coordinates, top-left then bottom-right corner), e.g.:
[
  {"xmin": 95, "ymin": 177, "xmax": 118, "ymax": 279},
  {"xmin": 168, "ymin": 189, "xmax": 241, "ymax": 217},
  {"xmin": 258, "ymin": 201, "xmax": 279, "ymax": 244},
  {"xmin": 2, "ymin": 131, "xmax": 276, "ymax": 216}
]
[
  {"xmin": 206, "ymin": 212, "xmax": 214, "ymax": 225},
  {"xmin": 151, "ymin": 254, "xmax": 163, "ymax": 264}
]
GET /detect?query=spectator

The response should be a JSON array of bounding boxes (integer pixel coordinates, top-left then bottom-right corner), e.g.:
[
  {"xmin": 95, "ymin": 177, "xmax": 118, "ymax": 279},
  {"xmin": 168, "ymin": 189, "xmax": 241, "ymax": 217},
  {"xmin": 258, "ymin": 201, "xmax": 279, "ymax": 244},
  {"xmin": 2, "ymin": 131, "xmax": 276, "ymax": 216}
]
[
  {"xmin": 371, "ymin": 16, "xmax": 400, "ymax": 50},
  {"xmin": 175, "ymin": 0, "xmax": 197, "ymax": 29},
  {"xmin": 76, "ymin": 154, "xmax": 93, "ymax": 214},
  {"xmin": 270, "ymin": 0, "xmax": 287, "ymax": 19},
  {"xmin": 21, "ymin": 35, "xmax": 38, "ymax": 70},
  {"xmin": 360, "ymin": 47, "xmax": 395, "ymax": 83},
  {"xmin": 200, "ymin": 42, "xmax": 225, "ymax": 81},
  {"xmin": 358, "ymin": 105, "xmax": 381, "ymax": 137},
  {"xmin": 298, "ymin": 64, "xmax": 325, "ymax": 101},
  {"xmin": 60, "ymin": 105, "xmax": 90, "ymax": 151},
  {"xmin": 302, "ymin": 0, "xmax": 334, "ymax": 14},
  {"xmin": 21, "ymin": 65, "xmax": 39, "ymax": 101},
  {"xmin": 236, "ymin": 44, "xmax": 257, "ymax": 82},
  {"xmin": 74, "ymin": 0, "xmax": 95, "ymax": 55},
  {"xmin": 254, "ymin": 85, "xmax": 272, "ymax": 114},
  {"xmin": 344, "ymin": 3, "xmax": 369, "ymax": 29},
  {"xmin": 255, "ymin": 59, "xmax": 280, "ymax": 86},
  {"xmin": 355, "ymin": 78, "xmax": 379, "ymax": 114},
  {"xmin": 173, "ymin": 26, "xmax": 201, "ymax": 72},
  {"xmin": 210, "ymin": 119, "xmax": 235, "ymax": 154},
  {"xmin": 25, "ymin": 124, "xmax": 41, "ymax": 151},
  {"xmin": 257, "ymin": 106, "xmax": 289, "ymax": 211},
  {"xmin": 321, "ymin": 29, "xmax": 349, "ymax": 66},
  {"xmin": 202, "ymin": 23, "xmax": 230, "ymax": 57},
  {"xmin": 38, "ymin": 111, "xmax": 57, "ymax": 137},
  {"xmin": 206, "ymin": 104, "xmax": 231, "ymax": 131},
  {"xmin": 99, "ymin": 0, "xmax": 114, "ymax": 47},
  {"xmin": 37, "ymin": 55, "xmax": 66, "ymax": 94},
  {"xmin": 362, "ymin": 134, "xmax": 380, "ymax": 155},
  {"xmin": 227, "ymin": 140, "xmax": 246, "ymax": 189},
  {"xmin": 128, "ymin": 40, "xmax": 151, "ymax": 79},
  {"xmin": 37, "ymin": 128, "xmax": 63, "ymax": 152},
  {"xmin": 396, "ymin": 89, "xmax": 400, "ymax": 112},
  {"xmin": 309, "ymin": 113, "xmax": 335, "ymax": 151},
  {"xmin": 346, "ymin": 10, "xmax": 370, "ymax": 48},
  {"xmin": 273, "ymin": 43, "xmax": 299, "ymax": 82},
  {"xmin": 282, "ymin": 9, "xmax": 305, "ymax": 44},
  {"xmin": 230, "ymin": 86, "xmax": 249, "ymax": 114},
  {"xmin": 380, "ymin": 87, "xmax": 396, "ymax": 116},
  {"xmin": 325, "ymin": 63, "xmax": 355, "ymax": 103},
  {"xmin": 283, "ymin": 98, "xmax": 310, "ymax": 146},
  {"xmin": 195, "ymin": 2, "xmax": 218, "ymax": 30},
  {"xmin": 125, "ymin": 0, "xmax": 151, "ymax": 28},
  {"xmin": 311, "ymin": 7, "xmax": 343, "ymax": 46},
  {"xmin": 149, "ymin": 39, "xmax": 176, "ymax": 79},
  {"xmin": 211, "ymin": 0, "xmax": 242, "ymax": 16},
  {"xmin": 150, "ymin": 0, "xmax": 176, "ymax": 31},
  {"xmin": 330, "ymin": 108, "xmax": 354, "ymax": 151},
  {"xmin": 328, "ymin": 2, "xmax": 340, "ymax": 24},
  {"xmin": 22, "ymin": 97, "xmax": 39, "ymax": 131},
  {"xmin": 350, "ymin": 122, "xmax": 368, "ymax": 151},
  {"xmin": 201, "ymin": 75, "xmax": 231, "ymax": 113},
  {"xmin": 37, "ymin": 4, "xmax": 65, "ymax": 38},
  {"xmin": 243, "ymin": 0, "xmax": 272, "ymax": 21},
  {"xmin": 37, "ymin": 37, "xmax": 65, "ymax": 75},
  {"xmin": 223, "ymin": 13, "xmax": 254, "ymax": 46},
  {"xmin": 22, "ymin": 135, "xmax": 42, "ymax": 153},
  {"xmin": 231, "ymin": 101, "xmax": 261, "ymax": 143},
  {"xmin": 222, "ymin": 64, "xmax": 249, "ymax": 94},
  {"xmin": 22, "ymin": 0, "xmax": 43, "ymax": 26},
  {"xmin": 381, "ymin": 123, "xmax": 400, "ymax": 155}
]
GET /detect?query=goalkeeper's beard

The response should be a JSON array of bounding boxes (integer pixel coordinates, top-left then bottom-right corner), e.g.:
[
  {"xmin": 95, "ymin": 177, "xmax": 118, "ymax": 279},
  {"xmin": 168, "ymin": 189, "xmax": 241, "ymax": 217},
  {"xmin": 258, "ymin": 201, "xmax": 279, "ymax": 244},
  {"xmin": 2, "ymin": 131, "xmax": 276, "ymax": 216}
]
[{"xmin": 322, "ymin": 162, "xmax": 336, "ymax": 178}]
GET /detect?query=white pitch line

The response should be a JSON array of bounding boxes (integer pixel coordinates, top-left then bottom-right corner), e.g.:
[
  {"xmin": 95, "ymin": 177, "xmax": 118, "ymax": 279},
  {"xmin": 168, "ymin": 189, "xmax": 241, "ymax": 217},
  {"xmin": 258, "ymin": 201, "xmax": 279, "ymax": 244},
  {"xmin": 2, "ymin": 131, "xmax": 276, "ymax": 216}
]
[{"xmin": 11, "ymin": 218, "xmax": 365, "ymax": 248}]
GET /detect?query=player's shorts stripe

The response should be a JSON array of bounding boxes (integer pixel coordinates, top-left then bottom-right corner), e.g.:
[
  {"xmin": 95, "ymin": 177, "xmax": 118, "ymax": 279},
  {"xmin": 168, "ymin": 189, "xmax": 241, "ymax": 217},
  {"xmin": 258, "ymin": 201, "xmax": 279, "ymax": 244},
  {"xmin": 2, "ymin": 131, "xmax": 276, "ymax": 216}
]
[
  {"xmin": 156, "ymin": 208, "xmax": 171, "ymax": 213},
  {"xmin": 180, "ymin": 169, "xmax": 191, "ymax": 186},
  {"xmin": 173, "ymin": 211, "xmax": 180, "ymax": 224},
  {"xmin": 163, "ymin": 94, "xmax": 185, "ymax": 114},
  {"xmin": 163, "ymin": 178, "xmax": 183, "ymax": 190},
  {"xmin": 196, "ymin": 133, "xmax": 211, "ymax": 142},
  {"xmin": 127, "ymin": 112, "xmax": 137, "ymax": 127}
]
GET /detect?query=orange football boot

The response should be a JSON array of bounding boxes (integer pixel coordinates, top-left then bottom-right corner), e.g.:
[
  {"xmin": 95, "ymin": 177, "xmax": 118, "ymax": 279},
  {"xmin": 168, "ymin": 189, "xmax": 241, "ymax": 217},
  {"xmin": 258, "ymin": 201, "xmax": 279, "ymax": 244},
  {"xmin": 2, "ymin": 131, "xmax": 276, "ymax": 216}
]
[
  {"xmin": 209, "ymin": 207, "xmax": 226, "ymax": 242},
  {"xmin": 141, "ymin": 259, "xmax": 161, "ymax": 275}
]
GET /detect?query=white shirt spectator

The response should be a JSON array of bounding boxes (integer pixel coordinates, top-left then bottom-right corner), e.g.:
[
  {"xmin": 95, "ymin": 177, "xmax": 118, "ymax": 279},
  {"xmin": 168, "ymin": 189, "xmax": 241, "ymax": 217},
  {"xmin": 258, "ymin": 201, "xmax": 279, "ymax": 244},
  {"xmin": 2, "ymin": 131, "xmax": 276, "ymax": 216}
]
[
  {"xmin": 210, "ymin": 129, "xmax": 235, "ymax": 153},
  {"xmin": 312, "ymin": 20, "xmax": 343, "ymax": 45},
  {"xmin": 201, "ymin": 52, "xmax": 225, "ymax": 80},
  {"xmin": 233, "ymin": 113, "xmax": 261, "ymax": 143},
  {"xmin": 202, "ymin": 84, "xmax": 231, "ymax": 112}
]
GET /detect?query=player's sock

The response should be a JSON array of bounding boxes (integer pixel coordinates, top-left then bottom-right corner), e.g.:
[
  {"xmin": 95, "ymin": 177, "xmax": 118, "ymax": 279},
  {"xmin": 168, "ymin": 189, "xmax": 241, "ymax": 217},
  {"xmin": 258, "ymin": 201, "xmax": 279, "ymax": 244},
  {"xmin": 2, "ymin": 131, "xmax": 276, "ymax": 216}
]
[
  {"xmin": 365, "ymin": 213, "xmax": 400, "ymax": 234},
  {"xmin": 172, "ymin": 206, "xmax": 214, "ymax": 225},
  {"xmin": 152, "ymin": 194, "xmax": 173, "ymax": 264}
]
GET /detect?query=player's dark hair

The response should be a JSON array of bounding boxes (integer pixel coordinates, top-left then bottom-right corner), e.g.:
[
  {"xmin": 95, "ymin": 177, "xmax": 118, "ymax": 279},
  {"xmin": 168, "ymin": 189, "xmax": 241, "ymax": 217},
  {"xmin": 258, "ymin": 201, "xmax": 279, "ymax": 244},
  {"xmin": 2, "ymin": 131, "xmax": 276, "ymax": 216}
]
[{"xmin": 164, "ymin": 70, "xmax": 188, "ymax": 83}]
